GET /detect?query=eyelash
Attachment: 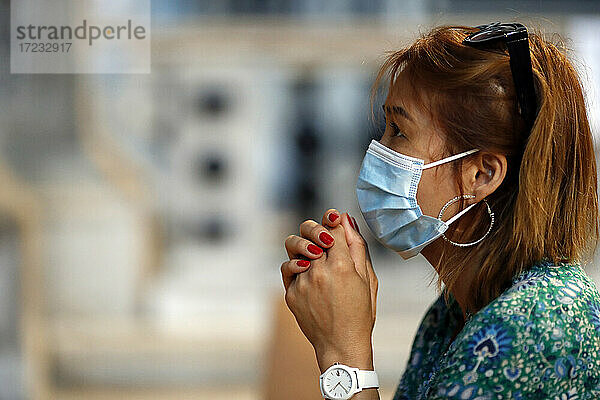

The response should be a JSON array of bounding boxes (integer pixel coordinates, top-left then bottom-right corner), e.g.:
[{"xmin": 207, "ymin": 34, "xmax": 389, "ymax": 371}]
[{"xmin": 390, "ymin": 122, "xmax": 406, "ymax": 139}]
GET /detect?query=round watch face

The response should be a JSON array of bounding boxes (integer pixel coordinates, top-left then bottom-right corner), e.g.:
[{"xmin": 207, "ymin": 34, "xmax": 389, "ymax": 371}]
[{"xmin": 323, "ymin": 367, "xmax": 353, "ymax": 398}]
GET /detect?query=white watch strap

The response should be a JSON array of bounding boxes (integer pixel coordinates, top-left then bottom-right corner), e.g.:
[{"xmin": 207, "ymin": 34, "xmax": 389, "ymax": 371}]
[{"xmin": 357, "ymin": 370, "xmax": 379, "ymax": 390}]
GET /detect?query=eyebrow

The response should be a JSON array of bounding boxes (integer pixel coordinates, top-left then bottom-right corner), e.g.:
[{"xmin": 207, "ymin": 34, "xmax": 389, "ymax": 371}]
[{"xmin": 382, "ymin": 104, "xmax": 413, "ymax": 122}]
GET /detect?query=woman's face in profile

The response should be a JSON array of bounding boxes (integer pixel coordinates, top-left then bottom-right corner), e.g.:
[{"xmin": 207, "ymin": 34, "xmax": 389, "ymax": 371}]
[{"xmin": 379, "ymin": 72, "xmax": 463, "ymax": 222}]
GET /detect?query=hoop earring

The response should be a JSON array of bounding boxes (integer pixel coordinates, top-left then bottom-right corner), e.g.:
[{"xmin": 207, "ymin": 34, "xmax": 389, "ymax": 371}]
[{"xmin": 438, "ymin": 194, "xmax": 495, "ymax": 247}]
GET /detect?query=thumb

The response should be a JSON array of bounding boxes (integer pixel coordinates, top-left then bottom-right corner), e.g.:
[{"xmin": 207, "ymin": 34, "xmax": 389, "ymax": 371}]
[{"xmin": 340, "ymin": 212, "xmax": 368, "ymax": 281}]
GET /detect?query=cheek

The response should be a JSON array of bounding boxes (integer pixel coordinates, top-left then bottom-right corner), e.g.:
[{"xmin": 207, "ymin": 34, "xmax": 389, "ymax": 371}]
[{"xmin": 416, "ymin": 168, "xmax": 458, "ymax": 217}]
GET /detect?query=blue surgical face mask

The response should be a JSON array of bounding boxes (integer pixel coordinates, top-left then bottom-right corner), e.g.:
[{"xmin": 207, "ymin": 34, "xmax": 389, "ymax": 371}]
[{"xmin": 356, "ymin": 139, "xmax": 479, "ymax": 259}]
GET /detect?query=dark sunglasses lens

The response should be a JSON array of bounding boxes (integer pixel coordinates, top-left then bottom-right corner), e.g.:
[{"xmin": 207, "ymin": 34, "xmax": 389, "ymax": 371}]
[{"xmin": 467, "ymin": 23, "xmax": 522, "ymax": 43}]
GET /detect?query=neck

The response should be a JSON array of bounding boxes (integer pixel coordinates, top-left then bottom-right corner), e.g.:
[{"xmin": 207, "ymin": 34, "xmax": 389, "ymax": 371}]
[{"xmin": 421, "ymin": 240, "xmax": 481, "ymax": 322}]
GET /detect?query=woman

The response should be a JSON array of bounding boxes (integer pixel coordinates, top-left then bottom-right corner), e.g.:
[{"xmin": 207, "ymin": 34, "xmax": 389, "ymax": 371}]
[{"xmin": 281, "ymin": 23, "xmax": 600, "ymax": 399}]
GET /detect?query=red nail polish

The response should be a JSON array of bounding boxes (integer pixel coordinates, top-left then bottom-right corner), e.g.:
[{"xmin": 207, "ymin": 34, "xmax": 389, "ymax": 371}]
[
  {"xmin": 319, "ymin": 231, "xmax": 334, "ymax": 245},
  {"xmin": 348, "ymin": 214, "xmax": 356, "ymax": 230},
  {"xmin": 307, "ymin": 244, "xmax": 323, "ymax": 255},
  {"xmin": 297, "ymin": 260, "xmax": 310, "ymax": 268},
  {"xmin": 328, "ymin": 213, "xmax": 339, "ymax": 222}
]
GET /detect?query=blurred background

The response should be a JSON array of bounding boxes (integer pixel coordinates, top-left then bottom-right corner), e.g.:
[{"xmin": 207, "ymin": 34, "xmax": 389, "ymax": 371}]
[{"xmin": 1, "ymin": 1, "xmax": 600, "ymax": 399}]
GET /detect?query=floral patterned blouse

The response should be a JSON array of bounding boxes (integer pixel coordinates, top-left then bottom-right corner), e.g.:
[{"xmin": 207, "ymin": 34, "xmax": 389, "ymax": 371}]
[{"xmin": 393, "ymin": 259, "xmax": 600, "ymax": 400}]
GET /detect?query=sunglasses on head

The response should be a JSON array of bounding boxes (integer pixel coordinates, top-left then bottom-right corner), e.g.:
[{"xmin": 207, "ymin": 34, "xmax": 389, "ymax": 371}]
[{"xmin": 462, "ymin": 22, "xmax": 537, "ymax": 135}]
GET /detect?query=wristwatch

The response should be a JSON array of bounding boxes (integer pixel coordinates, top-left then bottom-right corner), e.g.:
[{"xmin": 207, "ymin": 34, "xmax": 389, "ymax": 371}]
[{"xmin": 319, "ymin": 362, "xmax": 379, "ymax": 400}]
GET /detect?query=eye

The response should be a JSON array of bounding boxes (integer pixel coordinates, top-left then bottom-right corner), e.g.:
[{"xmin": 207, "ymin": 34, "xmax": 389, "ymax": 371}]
[{"xmin": 390, "ymin": 122, "xmax": 406, "ymax": 139}]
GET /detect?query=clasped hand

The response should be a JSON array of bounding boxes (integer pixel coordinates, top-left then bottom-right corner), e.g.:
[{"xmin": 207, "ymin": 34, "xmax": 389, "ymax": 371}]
[{"xmin": 281, "ymin": 209, "xmax": 378, "ymax": 372}]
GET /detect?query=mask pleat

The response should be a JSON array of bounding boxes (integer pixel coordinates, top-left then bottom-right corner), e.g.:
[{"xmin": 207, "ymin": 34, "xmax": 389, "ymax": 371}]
[
  {"xmin": 357, "ymin": 154, "xmax": 422, "ymax": 199},
  {"xmin": 356, "ymin": 185, "xmax": 417, "ymax": 210},
  {"xmin": 381, "ymin": 215, "xmax": 446, "ymax": 252},
  {"xmin": 361, "ymin": 208, "xmax": 422, "ymax": 238}
]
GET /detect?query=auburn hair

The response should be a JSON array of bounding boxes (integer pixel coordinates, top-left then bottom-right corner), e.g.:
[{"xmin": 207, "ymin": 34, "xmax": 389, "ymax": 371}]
[{"xmin": 371, "ymin": 24, "xmax": 599, "ymax": 311}]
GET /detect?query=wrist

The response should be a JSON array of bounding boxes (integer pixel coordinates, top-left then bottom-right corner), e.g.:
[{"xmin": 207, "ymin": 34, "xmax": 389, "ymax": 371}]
[{"xmin": 316, "ymin": 345, "xmax": 374, "ymax": 373}]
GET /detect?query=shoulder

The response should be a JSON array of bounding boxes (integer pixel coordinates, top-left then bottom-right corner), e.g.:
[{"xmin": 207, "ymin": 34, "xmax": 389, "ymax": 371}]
[
  {"xmin": 487, "ymin": 260, "xmax": 600, "ymax": 322},
  {"xmin": 492, "ymin": 260, "xmax": 600, "ymax": 340},
  {"xmin": 429, "ymin": 260, "xmax": 600, "ymax": 399}
]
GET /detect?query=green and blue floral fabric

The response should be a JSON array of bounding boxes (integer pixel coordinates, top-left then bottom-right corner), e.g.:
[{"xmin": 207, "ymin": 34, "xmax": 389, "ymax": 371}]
[{"xmin": 393, "ymin": 260, "xmax": 600, "ymax": 400}]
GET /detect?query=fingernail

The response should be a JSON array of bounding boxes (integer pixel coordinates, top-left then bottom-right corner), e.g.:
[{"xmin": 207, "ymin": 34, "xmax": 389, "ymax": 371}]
[
  {"xmin": 352, "ymin": 217, "xmax": 360, "ymax": 233},
  {"xmin": 297, "ymin": 260, "xmax": 310, "ymax": 268},
  {"xmin": 307, "ymin": 244, "xmax": 323, "ymax": 255},
  {"xmin": 328, "ymin": 213, "xmax": 339, "ymax": 223},
  {"xmin": 347, "ymin": 214, "xmax": 356, "ymax": 230},
  {"xmin": 319, "ymin": 231, "xmax": 334, "ymax": 245}
]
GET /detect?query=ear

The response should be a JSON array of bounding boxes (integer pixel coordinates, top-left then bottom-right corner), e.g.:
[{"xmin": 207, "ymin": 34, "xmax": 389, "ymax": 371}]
[{"xmin": 462, "ymin": 152, "xmax": 507, "ymax": 202}]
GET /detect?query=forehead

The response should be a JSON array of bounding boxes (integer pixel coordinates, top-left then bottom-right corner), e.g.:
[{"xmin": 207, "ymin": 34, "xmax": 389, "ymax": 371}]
[{"xmin": 384, "ymin": 71, "xmax": 428, "ymax": 119}]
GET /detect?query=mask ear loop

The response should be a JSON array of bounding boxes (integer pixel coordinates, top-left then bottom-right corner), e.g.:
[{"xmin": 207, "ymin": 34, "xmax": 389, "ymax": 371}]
[
  {"xmin": 422, "ymin": 149, "xmax": 479, "ymax": 170},
  {"xmin": 438, "ymin": 194, "xmax": 495, "ymax": 247}
]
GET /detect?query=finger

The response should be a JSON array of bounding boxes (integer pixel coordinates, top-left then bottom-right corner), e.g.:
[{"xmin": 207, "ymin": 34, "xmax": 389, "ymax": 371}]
[
  {"xmin": 344, "ymin": 213, "xmax": 378, "ymax": 319},
  {"xmin": 338, "ymin": 212, "xmax": 369, "ymax": 281},
  {"xmin": 299, "ymin": 219, "xmax": 335, "ymax": 249},
  {"xmin": 284, "ymin": 234, "xmax": 324, "ymax": 259},
  {"xmin": 349, "ymin": 215, "xmax": 378, "ymax": 318},
  {"xmin": 281, "ymin": 259, "xmax": 311, "ymax": 291},
  {"xmin": 321, "ymin": 208, "xmax": 342, "ymax": 228},
  {"xmin": 357, "ymin": 220, "xmax": 377, "ymax": 290},
  {"xmin": 320, "ymin": 215, "xmax": 351, "ymax": 260}
]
